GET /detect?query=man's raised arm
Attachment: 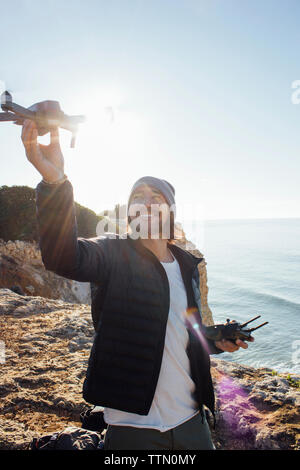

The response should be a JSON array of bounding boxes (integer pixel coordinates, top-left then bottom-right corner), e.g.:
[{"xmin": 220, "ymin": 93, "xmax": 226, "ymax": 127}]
[
  {"xmin": 35, "ymin": 178, "xmax": 109, "ymax": 283},
  {"xmin": 21, "ymin": 103, "xmax": 109, "ymax": 284}
]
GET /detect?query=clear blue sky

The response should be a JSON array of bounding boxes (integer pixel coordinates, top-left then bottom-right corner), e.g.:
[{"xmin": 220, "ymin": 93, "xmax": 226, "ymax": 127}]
[{"xmin": 1, "ymin": 0, "xmax": 300, "ymax": 221}]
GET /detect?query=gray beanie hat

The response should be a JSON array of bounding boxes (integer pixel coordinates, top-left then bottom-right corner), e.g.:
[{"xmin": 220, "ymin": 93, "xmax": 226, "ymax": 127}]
[{"xmin": 127, "ymin": 176, "xmax": 176, "ymax": 216}]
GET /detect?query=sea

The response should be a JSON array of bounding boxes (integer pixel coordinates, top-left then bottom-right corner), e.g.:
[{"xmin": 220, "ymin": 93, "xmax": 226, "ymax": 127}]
[{"xmin": 183, "ymin": 217, "xmax": 300, "ymax": 375}]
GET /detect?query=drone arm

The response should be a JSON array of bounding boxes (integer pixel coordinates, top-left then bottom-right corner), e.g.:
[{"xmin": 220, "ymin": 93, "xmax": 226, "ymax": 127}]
[{"xmin": 0, "ymin": 112, "xmax": 20, "ymax": 121}]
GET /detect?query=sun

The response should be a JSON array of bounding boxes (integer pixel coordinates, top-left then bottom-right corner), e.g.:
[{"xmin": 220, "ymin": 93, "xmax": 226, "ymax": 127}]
[
  {"xmin": 73, "ymin": 88, "xmax": 145, "ymax": 161},
  {"xmin": 57, "ymin": 86, "xmax": 149, "ymax": 208}
]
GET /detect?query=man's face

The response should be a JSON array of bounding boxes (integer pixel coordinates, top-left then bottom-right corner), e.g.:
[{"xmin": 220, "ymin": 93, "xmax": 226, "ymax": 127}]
[{"xmin": 128, "ymin": 184, "xmax": 173, "ymax": 239}]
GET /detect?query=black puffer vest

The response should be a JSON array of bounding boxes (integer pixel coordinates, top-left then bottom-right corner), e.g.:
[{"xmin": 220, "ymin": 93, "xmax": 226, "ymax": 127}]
[{"xmin": 84, "ymin": 236, "xmax": 219, "ymax": 419}]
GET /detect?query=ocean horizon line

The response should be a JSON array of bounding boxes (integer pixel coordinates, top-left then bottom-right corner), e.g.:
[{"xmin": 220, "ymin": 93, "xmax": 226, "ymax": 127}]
[{"xmin": 195, "ymin": 216, "xmax": 300, "ymax": 222}]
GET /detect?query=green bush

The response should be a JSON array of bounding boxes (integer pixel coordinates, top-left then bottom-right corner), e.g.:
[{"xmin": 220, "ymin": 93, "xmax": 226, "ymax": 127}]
[
  {"xmin": 0, "ymin": 185, "xmax": 38, "ymax": 241},
  {"xmin": 0, "ymin": 185, "xmax": 105, "ymax": 242},
  {"xmin": 286, "ymin": 374, "xmax": 300, "ymax": 388},
  {"xmin": 75, "ymin": 202, "xmax": 104, "ymax": 238}
]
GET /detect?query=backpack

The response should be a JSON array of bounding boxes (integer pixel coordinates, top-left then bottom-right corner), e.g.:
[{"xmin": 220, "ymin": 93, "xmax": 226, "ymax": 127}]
[{"xmin": 30, "ymin": 426, "xmax": 104, "ymax": 450}]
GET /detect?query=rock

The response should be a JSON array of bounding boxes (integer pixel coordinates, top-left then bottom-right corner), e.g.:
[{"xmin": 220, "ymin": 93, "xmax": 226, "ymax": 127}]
[
  {"xmin": 210, "ymin": 358, "xmax": 300, "ymax": 450},
  {"xmin": 0, "ymin": 239, "xmax": 91, "ymax": 304},
  {"xmin": 0, "ymin": 290, "xmax": 299, "ymax": 450},
  {"xmin": 255, "ymin": 429, "xmax": 282, "ymax": 450},
  {"xmin": 0, "ymin": 417, "xmax": 35, "ymax": 450},
  {"xmin": 9, "ymin": 285, "xmax": 25, "ymax": 295},
  {"xmin": 173, "ymin": 227, "xmax": 214, "ymax": 325},
  {"xmin": 0, "ymin": 289, "xmax": 91, "ymax": 449},
  {"xmin": 68, "ymin": 335, "xmax": 93, "ymax": 352}
]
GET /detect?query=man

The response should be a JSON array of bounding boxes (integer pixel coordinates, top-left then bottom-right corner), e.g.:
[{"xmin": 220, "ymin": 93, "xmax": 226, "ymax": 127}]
[{"xmin": 21, "ymin": 105, "xmax": 253, "ymax": 450}]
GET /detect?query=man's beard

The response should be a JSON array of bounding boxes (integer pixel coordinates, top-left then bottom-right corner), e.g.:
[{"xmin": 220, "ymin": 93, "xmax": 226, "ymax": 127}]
[{"xmin": 128, "ymin": 213, "xmax": 172, "ymax": 240}]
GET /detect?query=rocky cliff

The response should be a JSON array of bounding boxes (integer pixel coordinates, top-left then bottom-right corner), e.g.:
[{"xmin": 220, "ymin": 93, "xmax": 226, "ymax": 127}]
[
  {"xmin": 0, "ymin": 289, "xmax": 299, "ymax": 450},
  {"xmin": 0, "ymin": 239, "xmax": 91, "ymax": 304}
]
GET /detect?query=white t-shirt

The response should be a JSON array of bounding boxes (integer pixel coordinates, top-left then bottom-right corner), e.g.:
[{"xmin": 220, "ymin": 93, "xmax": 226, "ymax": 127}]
[{"xmin": 102, "ymin": 251, "xmax": 199, "ymax": 432}]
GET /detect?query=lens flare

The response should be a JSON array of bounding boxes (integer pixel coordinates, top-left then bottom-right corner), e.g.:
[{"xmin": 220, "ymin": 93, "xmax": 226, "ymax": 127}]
[{"xmin": 183, "ymin": 307, "xmax": 211, "ymax": 355}]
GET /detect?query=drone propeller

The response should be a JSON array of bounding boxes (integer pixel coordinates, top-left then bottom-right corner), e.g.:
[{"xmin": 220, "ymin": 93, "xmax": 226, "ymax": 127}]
[{"xmin": 0, "ymin": 91, "xmax": 85, "ymax": 148}]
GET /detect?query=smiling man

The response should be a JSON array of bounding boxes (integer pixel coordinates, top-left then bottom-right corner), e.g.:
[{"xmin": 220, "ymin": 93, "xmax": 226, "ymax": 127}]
[{"xmin": 21, "ymin": 103, "xmax": 253, "ymax": 450}]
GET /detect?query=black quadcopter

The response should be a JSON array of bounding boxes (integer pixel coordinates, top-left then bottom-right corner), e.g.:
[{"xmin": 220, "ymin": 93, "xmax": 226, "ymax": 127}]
[{"xmin": 0, "ymin": 91, "xmax": 85, "ymax": 148}]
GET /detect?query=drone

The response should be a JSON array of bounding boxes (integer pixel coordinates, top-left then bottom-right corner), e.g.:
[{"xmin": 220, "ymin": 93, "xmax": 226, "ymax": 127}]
[
  {"xmin": 202, "ymin": 315, "xmax": 269, "ymax": 344},
  {"xmin": 0, "ymin": 91, "xmax": 85, "ymax": 148}
]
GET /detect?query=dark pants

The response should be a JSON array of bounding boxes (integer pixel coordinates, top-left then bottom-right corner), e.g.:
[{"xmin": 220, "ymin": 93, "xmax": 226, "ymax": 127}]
[{"xmin": 103, "ymin": 411, "xmax": 215, "ymax": 450}]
